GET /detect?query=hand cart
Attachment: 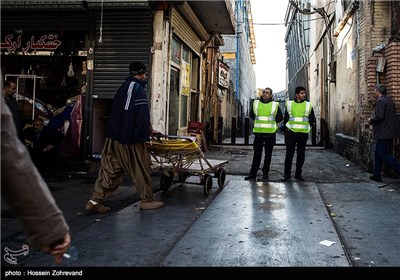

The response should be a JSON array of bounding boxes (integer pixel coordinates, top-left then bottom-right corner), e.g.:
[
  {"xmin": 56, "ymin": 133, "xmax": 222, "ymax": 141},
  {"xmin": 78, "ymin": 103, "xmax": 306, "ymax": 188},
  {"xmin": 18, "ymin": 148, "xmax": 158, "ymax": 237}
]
[{"xmin": 146, "ymin": 135, "xmax": 228, "ymax": 196}]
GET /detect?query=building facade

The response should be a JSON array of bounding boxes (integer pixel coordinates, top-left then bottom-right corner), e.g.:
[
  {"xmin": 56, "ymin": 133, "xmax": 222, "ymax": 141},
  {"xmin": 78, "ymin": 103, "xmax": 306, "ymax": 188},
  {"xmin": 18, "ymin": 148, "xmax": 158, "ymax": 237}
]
[
  {"xmin": 285, "ymin": 0, "xmax": 400, "ymax": 170},
  {"xmin": 221, "ymin": 0, "xmax": 256, "ymax": 139},
  {"xmin": 1, "ymin": 0, "xmax": 236, "ymax": 158}
]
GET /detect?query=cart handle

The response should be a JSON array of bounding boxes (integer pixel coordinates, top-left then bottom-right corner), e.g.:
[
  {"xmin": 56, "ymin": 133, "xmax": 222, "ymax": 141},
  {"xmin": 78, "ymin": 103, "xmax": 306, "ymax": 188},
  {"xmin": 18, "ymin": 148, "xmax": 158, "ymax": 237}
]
[{"xmin": 150, "ymin": 134, "xmax": 196, "ymax": 143}]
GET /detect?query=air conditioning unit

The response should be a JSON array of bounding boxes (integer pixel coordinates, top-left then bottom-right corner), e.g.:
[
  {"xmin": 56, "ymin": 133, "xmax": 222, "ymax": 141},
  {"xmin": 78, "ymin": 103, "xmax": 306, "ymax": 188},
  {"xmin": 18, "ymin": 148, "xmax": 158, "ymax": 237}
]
[
  {"xmin": 329, "ymin": 61, "xmax": 337, "ymax": 83},
  {"xmin": 301, "ymin": 2, "xmax": 311, "ymax": 13},
  {"xmin": 302, "ymin": 2, "xmax": 311, "ymax": 12}
]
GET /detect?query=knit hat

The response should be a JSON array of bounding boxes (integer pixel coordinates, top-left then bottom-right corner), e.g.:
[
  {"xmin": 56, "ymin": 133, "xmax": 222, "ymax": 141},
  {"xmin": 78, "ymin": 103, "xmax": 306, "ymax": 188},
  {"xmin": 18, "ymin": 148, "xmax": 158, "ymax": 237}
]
[{"xmin": 129, "ymin": 61, "xmax": 147, "ymax": 76}]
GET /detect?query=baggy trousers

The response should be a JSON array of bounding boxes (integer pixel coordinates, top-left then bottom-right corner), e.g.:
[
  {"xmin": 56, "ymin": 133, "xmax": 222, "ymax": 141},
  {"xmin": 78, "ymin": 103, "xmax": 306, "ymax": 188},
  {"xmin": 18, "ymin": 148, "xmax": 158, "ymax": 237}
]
[{"xmin": 91, "ymin": 138, "xmax": 154, "ymax": 202}]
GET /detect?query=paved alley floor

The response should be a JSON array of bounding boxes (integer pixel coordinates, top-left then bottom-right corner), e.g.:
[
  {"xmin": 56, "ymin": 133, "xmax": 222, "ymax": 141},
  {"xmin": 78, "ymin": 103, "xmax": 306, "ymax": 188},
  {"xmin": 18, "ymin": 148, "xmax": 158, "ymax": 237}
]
[
  {"xmin": 162, "ymin": 180, "xmax": 349, "ymax": 267},
  {"xmin": 11, "ymin": 177, "xmax": 350, "ymax": 268}
]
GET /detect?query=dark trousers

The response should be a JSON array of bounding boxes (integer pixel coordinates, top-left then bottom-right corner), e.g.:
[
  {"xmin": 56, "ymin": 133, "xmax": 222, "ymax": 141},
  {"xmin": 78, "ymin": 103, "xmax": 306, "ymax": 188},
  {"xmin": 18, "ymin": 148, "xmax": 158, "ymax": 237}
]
[
  {"xmin": 373, "ymin": 139, "xmax": 400, "ymax": 177},
  {"xmin": 249, "ymin": 134, "xmax": 276, "ymax": 175},
  {"xmin": 29, "ymin": 148, "xmax": 58, "ymax": 177},
  {"xmin": 284, "ymin": 130, "xmax": 309, "ymax": 177}
]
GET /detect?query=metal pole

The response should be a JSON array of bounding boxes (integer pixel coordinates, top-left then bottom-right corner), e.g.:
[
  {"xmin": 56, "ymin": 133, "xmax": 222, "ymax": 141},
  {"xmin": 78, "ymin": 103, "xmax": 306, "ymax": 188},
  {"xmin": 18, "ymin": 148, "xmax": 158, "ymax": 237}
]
[
  {"xmin": 235, "ymin": 0, "xmax": 240, "ymax": 99},
  {"xmin": 231, "ymin": 116, "xmax": 236, "ymax": 144},
  {"xmin": 32, "ymin": 75, "xmax": 37, "ymax": 120},
  {"xmin": 218, "ymin": 116, "xmax": 223, "ymax": 144},
  {"xmin": 244, "ymin": 117, "xmax": 250, "ymax": 145}
]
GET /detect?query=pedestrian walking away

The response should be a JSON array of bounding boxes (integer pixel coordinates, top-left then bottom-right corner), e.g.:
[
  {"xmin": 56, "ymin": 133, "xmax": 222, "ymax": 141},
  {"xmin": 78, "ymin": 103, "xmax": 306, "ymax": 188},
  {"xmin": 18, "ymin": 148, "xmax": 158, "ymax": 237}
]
[
  {"xmin": 1, "ymin": 94, "xmax": 71, "ymax": 265},
  {"xmin": 245, "ymin": 87, "xmax": 283, "ymax": 180},
  {"xmin": 369, "ymin": 83, "xmax": 400, "ymax": 182},
  {"xmin": 85, "ymin": 61, "xmax": 164, "ymax": 214},
  {"xmin": 281, "ymin": 86, "xmax": 316, "ymax": 182}
]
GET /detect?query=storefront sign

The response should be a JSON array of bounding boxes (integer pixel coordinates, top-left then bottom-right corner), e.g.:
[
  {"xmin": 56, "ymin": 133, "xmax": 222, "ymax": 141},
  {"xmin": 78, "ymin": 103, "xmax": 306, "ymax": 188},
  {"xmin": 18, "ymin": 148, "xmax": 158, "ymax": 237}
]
[
  {"xmin": 1, "ymin": 33, "xmax": 62, "ymax": 53},
  {"xmin": 218, "ymin": 60, "xmax": 230, "ymax": 89},
  {"xmin": 222, "ymin": 52, "xmax": 236, "ymax": 59}
]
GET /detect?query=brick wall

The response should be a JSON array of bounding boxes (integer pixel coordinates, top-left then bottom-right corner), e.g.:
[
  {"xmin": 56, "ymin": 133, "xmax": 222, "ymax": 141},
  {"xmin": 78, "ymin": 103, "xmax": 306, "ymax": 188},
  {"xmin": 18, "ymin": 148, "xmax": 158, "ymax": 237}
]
[
  {"xmin": 383, "ymin": 42, "xmax": 400, "ymax": 109},
  {"xmin": 356, "ymin": 1, "xmax": 400, "ymax": 169}
]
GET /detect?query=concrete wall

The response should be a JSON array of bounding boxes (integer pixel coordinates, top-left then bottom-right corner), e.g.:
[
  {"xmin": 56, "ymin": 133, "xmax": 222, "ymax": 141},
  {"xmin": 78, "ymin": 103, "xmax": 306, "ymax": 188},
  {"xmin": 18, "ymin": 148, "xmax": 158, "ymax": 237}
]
[
  {"xmin": 150, "ymin": 9, "xmax": 169, "ymax": 134},
  {"xmin": 332, "ymin": 13, "xmax": 360, "ymax": 161}
]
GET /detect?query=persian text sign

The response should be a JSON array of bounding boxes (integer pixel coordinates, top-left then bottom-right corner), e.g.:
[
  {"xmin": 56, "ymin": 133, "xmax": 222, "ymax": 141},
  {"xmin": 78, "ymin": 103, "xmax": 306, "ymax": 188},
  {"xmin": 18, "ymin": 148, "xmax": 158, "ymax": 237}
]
[
  {"xmin": 1, "ymin": 33, "xmax": 62, "ymax": 53},
  {"xmin": 218, "ymin": 60, "xmax": 230, "ymax": 89}
]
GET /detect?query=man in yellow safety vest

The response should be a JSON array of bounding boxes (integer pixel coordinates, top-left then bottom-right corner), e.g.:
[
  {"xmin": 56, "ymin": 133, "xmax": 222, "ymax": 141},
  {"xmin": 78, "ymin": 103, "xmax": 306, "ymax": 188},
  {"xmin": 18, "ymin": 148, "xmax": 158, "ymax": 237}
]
[
  {"xmin": 281, "ymin": 86, "xmax": 316, "ymax": 182},
  {"xmin": 245, "ymin": 87, "xmax": 283, "ymax": 180}
]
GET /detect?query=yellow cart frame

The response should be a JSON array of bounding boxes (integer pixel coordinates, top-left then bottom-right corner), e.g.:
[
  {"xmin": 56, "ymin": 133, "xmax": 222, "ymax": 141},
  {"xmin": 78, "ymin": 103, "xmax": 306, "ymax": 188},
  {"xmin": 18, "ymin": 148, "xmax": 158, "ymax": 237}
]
[{"xmin": 146, "ymin": 135, "xmax": 228, "ymax": 196}]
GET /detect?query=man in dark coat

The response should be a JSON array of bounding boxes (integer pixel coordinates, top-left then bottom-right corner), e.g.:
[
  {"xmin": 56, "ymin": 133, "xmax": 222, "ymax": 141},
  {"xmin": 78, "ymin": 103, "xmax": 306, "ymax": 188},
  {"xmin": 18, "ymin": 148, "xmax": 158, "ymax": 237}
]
[
  {"xmin": 369, "ymin": 83, "xmax": 400, "ymax": 182},
  {"xmin": 85, "ymin": 61, "xmax": 164, "ymax": 213}
]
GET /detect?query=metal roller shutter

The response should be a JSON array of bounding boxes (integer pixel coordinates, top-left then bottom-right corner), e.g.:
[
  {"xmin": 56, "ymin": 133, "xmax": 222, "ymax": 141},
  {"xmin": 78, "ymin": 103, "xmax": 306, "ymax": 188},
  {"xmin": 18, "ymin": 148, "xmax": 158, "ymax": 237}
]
[
  {"xmin": 93, "ymin": 9, "xmax": 152, "ymax": 99},
  {"xmin": 171, "ymin": 9, "xmax": 201, "ymax": 55},
  {"xmin": 1, "ymin": 11, "xmax": 89, "ymax": 32}
]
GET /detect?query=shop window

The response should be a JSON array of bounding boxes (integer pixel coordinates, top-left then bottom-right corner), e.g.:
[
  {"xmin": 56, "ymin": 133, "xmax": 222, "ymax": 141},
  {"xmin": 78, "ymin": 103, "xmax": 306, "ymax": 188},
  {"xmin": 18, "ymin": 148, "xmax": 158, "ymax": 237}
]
[
  {"xmin": 169, "ymin": 36, "xmax": 199, "ymax": 132},
  {"xmin": 180, "ymin": 46, "xmax": 190, "ymax": 128},
  {"xmin": 1, "ymin": 31, "xmax": 87, "ymax": 127},
  {"xmin": 1, "ymin": 31, "xmax": 88, "ymax": 159},
  {"xmin": 180, "ymin": 95, "xmax": 188, "ymax": 127},
  {"xmin": 190, "ymin": 56, "xmax": 200, "ymax": 121},
  {"xmin": 171, "ymin": 37, "xmax": 181, "ymax": 66}
]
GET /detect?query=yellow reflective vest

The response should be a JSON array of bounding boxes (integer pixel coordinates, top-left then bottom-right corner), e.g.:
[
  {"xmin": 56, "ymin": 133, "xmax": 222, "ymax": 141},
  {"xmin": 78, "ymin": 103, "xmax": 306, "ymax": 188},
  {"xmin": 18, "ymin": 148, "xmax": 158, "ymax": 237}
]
[
  {"xmin": 253, "ymin": 100, "xmax": 279, "ymax": 133},
  {"xmin": 285, "ymin": 100, "xmax": 312, "ymax": 133}
]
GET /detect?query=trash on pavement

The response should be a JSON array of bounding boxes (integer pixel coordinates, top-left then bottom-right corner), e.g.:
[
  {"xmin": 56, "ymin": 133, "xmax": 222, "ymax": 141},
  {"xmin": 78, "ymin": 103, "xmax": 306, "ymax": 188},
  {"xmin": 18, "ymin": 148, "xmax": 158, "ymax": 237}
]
[{"xmin": 319, "ymin": 240, "xmax": 335, "ymax": 246}]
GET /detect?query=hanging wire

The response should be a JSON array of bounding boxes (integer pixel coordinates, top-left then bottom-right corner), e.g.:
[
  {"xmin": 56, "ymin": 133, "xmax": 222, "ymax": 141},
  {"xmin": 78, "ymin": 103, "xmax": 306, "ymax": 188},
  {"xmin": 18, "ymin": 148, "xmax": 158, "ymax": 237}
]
[{"xmin": 98, "ymin": 0, "xmax": 104, "ymax": 43}]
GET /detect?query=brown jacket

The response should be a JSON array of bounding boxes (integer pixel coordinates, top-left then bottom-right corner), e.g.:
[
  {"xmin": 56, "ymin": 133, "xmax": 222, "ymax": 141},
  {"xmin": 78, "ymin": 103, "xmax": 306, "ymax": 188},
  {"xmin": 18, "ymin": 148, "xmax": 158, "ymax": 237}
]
[{"xmin": 1, "ymin": 96, "xmax": 69, "ymax": 249}]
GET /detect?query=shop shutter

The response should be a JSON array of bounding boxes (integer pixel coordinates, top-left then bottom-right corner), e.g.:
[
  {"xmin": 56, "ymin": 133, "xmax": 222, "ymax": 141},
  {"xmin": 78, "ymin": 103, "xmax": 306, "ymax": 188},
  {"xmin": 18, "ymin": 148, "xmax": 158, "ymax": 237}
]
[
  {"xmin": 1, "ymin": 11, "xmax": 88, "ymax": 32},
  {"xmin": 171, "ymin": 9, "xmax": 202, "ymax": 55},
  {"xmin": 93, "ymin": 9, "xmax": 152, "ymax": 99}
]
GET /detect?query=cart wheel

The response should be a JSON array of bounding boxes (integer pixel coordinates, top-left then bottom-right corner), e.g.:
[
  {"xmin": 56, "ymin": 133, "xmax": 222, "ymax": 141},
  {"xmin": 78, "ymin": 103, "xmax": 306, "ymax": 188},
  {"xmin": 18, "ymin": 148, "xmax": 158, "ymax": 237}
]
[
  {"xmin": 160, "ymin": 171, "xmax": 174, "ymax": 192},
  {"xmin": 202, "ymin": 174, "xmax": 213, "ymax": 196},
  {"xmin": 178, "ymin": 172, "xmax": 189, "ymax": 183},
  {"xmin": 216, "ymin": 168, "xmax": 226, "ymax": 188}
]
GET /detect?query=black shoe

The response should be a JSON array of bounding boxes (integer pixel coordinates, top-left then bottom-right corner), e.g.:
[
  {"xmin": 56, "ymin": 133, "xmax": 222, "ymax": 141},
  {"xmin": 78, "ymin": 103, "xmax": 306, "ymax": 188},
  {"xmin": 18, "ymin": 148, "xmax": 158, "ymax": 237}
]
[
  {"xmin": 295, "ymin": 174, "xmax": 305, "ymax": 181},
  {"xmin": 262, "ymin": 173, "xmax": 269, "ymax": 179},
  {"xmin": 245, "ymin": 174, "xmax": 257, "ymax": 180},
  {"xmin": 280, "ymin": 175, "xmax": 291, "ymax": 182},
  {"xmin": 369, "ymin": 175, "xmax": 382, "ymax": 182}
]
